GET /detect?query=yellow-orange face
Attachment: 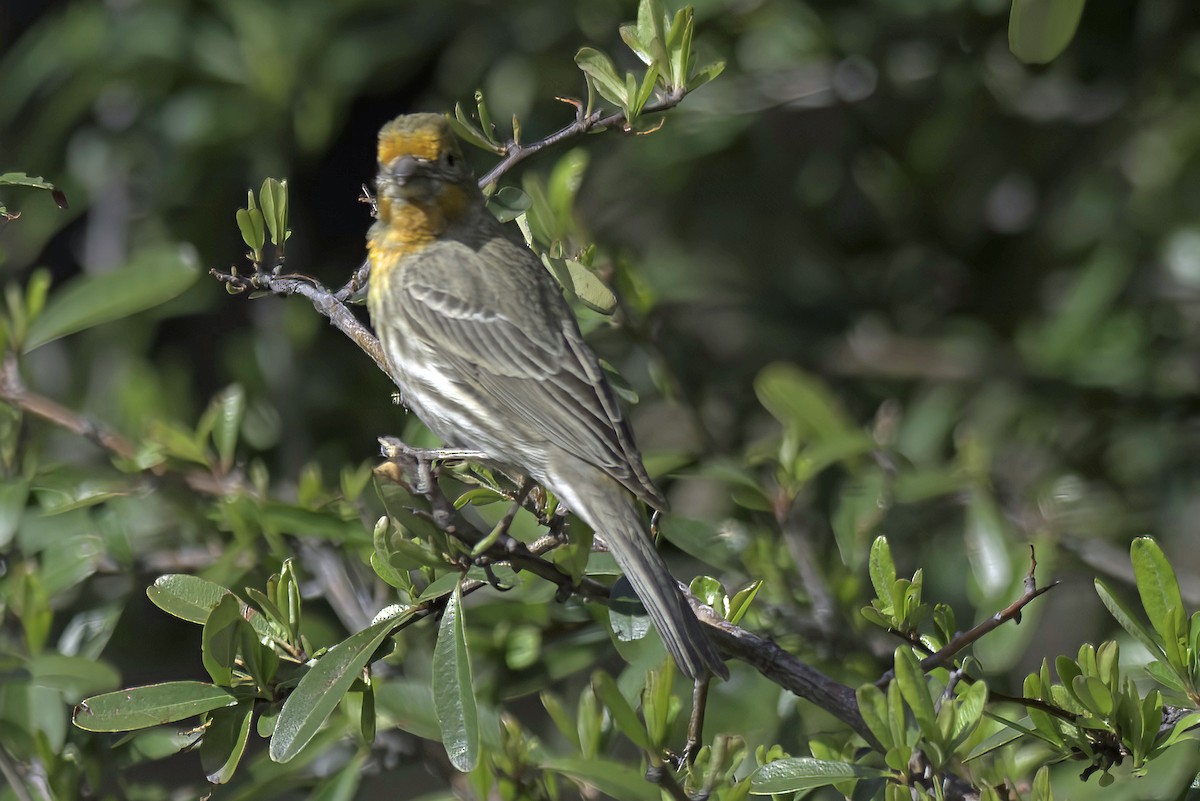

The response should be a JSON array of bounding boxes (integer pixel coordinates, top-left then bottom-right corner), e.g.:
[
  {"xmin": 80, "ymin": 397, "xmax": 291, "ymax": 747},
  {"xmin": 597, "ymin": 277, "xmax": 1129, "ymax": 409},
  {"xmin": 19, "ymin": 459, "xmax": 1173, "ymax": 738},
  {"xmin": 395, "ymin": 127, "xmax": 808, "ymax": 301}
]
[
  {"xmin": 375, "ymin": 113, "xmax": 470, "ymax": 204},
  {"xmin": 378, "ymin": 113, "xmax": 456, "ymax": 165},
  {"xmin": 371, "ymin": 114, "xmax": 474, "ymax": 247}
]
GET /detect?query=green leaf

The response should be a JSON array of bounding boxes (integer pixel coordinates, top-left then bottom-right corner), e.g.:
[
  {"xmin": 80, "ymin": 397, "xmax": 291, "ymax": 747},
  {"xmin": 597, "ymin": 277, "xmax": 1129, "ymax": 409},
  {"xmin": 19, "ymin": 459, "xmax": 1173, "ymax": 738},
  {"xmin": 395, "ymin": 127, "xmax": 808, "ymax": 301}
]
[
  {"xmin": 592, "ymin": 670, "xmax": 652, "ymax": 752},
  {"xmin": 24, "ymin": 243, "xmax": 199, "ymax": 352},
  {"xmin": 271, "ymin": 607, "xmax": 410, "ymax": 762},
  {"xmin": 486, "ymin": 186, "xmax": 532, "ymax": 223},
  {"xmin": 73, "ymin": 682, "xmax": 236, "ymax": 732},
  {"xmin": 1145, "ymin": 661, "xmax": 1187, "ymax": 696},
  {"xmin": 309, "ymin": 751, "xmax": 367, "ymax": 801},
  {"xmin": 965, "ymin": 714, "xmax": 1033, "ymax": 760},
  {"xmin": 540, "ymin": 756, "xmax": 659, "ymax": 801},
  {"xmin": 727, "ymin": 580, "xmax": 762, "ymax": 625},
  {"xmin": 1009, "ymin": 0, "xmax": 1087, "ymax": 65},
  {"xmin": 749, "ymin": 757, "xmax": 892, "ymax": 794},
  {"xmin": 1032, "ymin": 765, "xmax": 1053, "ymax": 801},
  {"xmin": 547, "ymin": 149, "xmax": 590, "ymax": 215},
  {"xmin": 418, "ymin": 570, "xmax": 465, "ymax": 603},
  {"xmin": 26, "ymin": 653, "xmax": 120, "ymax": 701},
  {"xmin": 201, "ymin": 595, "xmax": 245, "ymax": 686},
  {"xmin": 893, "ymin": 647, "xmax": 938, "ymax": 742},
  {"xmin": 755, "ymin": 362, "xmax": 856, "ymax": 442},
  {"xmin": 449, "ymin": 105, "xmax": 503, "ymax": 154},
  {"xmin": 666, "ymin": 10, "xmax": 691, "ymax": 90},
  {"xmin": 0, "ymin": 172, "xmax": 57, "ymax": 190},
  {"xmin": 199, "ymin": 699, "xmax": 253, "ymax": 784},
  {"xmin": 688, "ymin": 59, "xmax": 726, "ymax": 92},
  {"xmin": 869, "ymin": 536, "xmax": 897, "ymax": 609},
  {"xmin": 619, "ymin": 23, "xmax": 654, "ymax": 66},
  {"xmin": 146, "ymin": 573, "xmax": 277, "ymax": 642},
  {"xmin": 856, "ymin": 683, "xmax": 893, "ymax": 749},
  {"xmin": 433, "ymin": 582, "xmax": 479, "ymax": 772},
  {"xmin": 547, "ymin": 257, "xmax": 617, "ymax": 315},
  {"xmin": 0, "ymin": 478, "xmax": 29, "ymax": 549},
  {"xmin": 1073, "ymin": 675, "xmax": 1113, "ymax": 717},
  {"xmin": 259, "ymin": 178, "xmax": 289, "ymax": 248},
  {"xmin": 1095, "ymin": 578, "xmax": 1168, "ymax": 662},
  {"xmin": 210, "ymin": 384, "xmax": 246, "ymax": 473},
  {"xmin": 540, "ymin": 692, "xmax": 582, "ymax": 751},
  {"xmin": 147, "ymin": 574, "xmax": 235, "ymax": 625},
  {"xmin": 1130, "ymin": 537, "xmax": 1185, "ymax": 653},
  {"xmin": 24, "ymin": 269, "xmax": 51, "ymax": 328},
  {"xmin": 950, "ymin": 681, "xmax": 987, "ymax": 746},
  {"xmin": 236, "ymin": 207, "xmax": 265, "ymax": 258},
  {"xmin": 575, "ymin": 47, "xmax": 629, "ymax": 110},
  {"xmin": 1158, "ymin": 710, "xmax": 1200, "ymax": 749},
  {"xmin": 631, "ymin": 63, "xmax": 660, "ymax": 116},
  {"xmin": 657, "ymin": 515, "xmax": 741, "ymax": 569},
  {"xmin": 374, "ymin": 678, "xmax": 442, "ymax": 740}
]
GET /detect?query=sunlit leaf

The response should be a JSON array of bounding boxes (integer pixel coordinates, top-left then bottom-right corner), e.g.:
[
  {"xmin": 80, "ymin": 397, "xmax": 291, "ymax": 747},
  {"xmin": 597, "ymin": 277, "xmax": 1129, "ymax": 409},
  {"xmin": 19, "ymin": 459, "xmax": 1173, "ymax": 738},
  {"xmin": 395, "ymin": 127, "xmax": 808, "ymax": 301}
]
[
  {"xmin": 1009, "ymin": 0, "xmax": 1087, "ymax": 64},
  {"xmin": 74, "ymin": 682, "xmax": 236, "ymax": 732},
  {"xmin": 271, "ymin": 607, "xmax": 410, "ymax": 762},
  {"xmin": 750, "ymin": 757, "xmax": 892, "ymax": 794},
  {"xmin": 24, "ymin": 243, "xmax": 199, "ymax": 352},
  {"xmin": 200, "ymin": 699, "xmax": 253, "ymax": 784},
  {"xmin": 433, "ymin": 582, "xmax": 478, "ymax": 772}
]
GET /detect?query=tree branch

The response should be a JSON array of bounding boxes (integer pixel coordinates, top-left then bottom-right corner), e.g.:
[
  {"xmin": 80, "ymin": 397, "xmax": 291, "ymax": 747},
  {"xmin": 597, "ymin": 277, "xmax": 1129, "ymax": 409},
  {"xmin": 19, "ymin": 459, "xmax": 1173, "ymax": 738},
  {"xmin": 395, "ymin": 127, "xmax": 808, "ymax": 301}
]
[
  {"xmin": 876, "ymin": 547, "xmax": 1057, "ymax": 689},
  {"xmin": 376, "ymin": 443, "xmax": 883, "ymax": 749},
  {"xmin": 210, "ymin": 91, "xmax": 693, "ymax": 371},
  {"xmin": 477, "ymin": 89, "xmax": 687, "ymax": 188},
  {"xmin": 0, "ymin": 354, "xmax": 242, "ymax": 497}
]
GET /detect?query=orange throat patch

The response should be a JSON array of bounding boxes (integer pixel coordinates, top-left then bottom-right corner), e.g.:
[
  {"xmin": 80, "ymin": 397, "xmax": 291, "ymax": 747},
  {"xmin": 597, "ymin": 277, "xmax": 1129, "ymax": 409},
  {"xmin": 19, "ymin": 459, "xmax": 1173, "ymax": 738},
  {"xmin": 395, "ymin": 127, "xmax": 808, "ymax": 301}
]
[{"xmin": 371, "ymin": 185, "xmax": 467, "ymax": 253}]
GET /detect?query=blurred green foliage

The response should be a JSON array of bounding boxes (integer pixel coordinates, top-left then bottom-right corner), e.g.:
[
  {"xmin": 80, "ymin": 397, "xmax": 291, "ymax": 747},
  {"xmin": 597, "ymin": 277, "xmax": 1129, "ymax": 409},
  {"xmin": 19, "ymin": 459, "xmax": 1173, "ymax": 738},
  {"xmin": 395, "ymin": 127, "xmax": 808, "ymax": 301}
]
[{"xmin": 3, "ymin": 0, "xmax": 1200, "ymax": 798}]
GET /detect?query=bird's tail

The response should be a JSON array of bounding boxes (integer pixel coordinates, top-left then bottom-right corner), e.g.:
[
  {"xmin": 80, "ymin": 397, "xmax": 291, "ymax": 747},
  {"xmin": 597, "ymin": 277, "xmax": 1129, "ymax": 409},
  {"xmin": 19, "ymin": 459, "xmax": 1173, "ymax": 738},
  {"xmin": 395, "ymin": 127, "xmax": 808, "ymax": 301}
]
[{"xmin": 547, "ymin": 463, "xmax": 729, "ymax": 681}]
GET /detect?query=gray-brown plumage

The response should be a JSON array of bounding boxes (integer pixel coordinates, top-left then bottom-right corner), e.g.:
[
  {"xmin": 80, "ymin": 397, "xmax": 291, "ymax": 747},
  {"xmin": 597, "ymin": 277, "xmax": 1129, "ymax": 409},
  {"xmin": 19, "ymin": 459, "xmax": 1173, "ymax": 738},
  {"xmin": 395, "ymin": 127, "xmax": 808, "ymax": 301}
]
[{"xmin": 366, "ymin": 113, "xmax": 727, "ymax": 680}]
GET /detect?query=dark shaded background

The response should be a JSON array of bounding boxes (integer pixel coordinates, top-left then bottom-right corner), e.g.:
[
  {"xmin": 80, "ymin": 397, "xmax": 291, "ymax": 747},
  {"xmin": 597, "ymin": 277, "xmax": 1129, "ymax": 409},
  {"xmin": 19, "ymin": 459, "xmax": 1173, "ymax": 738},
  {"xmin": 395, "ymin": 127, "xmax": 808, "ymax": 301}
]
[{"xmin": 4, "ymin": 0, "xmax": 1200, "ymax": 797}]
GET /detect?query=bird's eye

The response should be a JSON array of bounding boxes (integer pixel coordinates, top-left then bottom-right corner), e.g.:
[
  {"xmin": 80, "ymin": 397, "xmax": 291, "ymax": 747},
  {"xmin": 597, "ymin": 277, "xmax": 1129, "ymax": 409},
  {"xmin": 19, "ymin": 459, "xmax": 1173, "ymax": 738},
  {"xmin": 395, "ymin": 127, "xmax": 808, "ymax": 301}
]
[{"xmin": 442, "ymin": 151, "xmax": 458, "ymax": 169}]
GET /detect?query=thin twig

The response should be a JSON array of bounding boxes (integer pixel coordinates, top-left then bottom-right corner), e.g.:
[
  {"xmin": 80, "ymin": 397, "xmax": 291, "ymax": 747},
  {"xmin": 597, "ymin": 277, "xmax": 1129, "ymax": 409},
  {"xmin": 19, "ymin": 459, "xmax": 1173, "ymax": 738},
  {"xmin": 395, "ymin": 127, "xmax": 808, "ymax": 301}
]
[
  {"xmin": 377, "ymin": 442, "xmax": 886, "ymax": 748},
  {"xmin": 0, "ymin": 354, "xmax": 242, "ymax": 497},
  {"xmin": 209, "ymin": 268, "xmax": 392, "ymax": 381},
  {"xmin": 210, "ymin": 90, "xmax": 692, "ymax": 371},
  {"xmin": 0, "ymin": 743, "xmax": 37, "ymax": 801},
  {"xmin": 876, "ymin": 548, "xmax": 1058, "ymax": 687},
  {"xmin": 477, "ymin": 89, "xmax": 687, "ymax": 188}
]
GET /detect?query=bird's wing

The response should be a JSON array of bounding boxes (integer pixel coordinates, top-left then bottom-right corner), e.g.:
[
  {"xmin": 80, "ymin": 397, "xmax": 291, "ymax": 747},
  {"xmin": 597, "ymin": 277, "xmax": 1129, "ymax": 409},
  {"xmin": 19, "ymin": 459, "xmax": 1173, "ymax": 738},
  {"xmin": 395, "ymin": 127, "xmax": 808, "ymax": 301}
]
[{"xmin": 384, "ymin": 237, "xmax": 666, "ymax": 510}]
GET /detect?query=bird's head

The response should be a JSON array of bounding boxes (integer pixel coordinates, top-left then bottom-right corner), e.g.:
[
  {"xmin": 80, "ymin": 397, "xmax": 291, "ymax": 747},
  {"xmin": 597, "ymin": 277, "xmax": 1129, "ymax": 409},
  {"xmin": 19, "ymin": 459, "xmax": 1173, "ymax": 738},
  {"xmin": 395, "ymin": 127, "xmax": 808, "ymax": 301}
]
[{"xmin": 375, "ymin": 114, "xmax": 474, "ymax": 217}]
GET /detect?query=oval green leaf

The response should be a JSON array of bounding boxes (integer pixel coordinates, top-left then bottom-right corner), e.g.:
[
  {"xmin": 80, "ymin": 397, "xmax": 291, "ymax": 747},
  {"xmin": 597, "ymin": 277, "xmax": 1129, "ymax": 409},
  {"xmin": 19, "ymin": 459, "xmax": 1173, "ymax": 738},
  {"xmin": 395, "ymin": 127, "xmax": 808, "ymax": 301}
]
[
  {"xmin": 270, "ymin": 607, "xmax": 410, "ymax": 762},
  {"xmin": 27, "ymin": 653, "xmax": 120, "ymax": 701},
  {"xmin": 147, "ymin": 573, "xmax": 284, "ymax": 642},
  {"xmin": 750, "ymin": 757, "xmax": 892, "ymax": 794},
  {"xmin": 541, "ymin": 756, "xmax": 658, "ymax": 801},
  {"xmin": 591, "ymin": 670, "xmax": 652, "ymax": 752},
  {"xmin": 201, "ymin": 594, "xmax": 245, "ymax": 686},
  {"xmin": 1130, "ymin": 537, "xmax": 1185, "ymax": 647},
  {"xmin": 1009, "ymin": 0, "xmax": 1087, "ymax": 65},
  {"xmin": 73, "ymin": 681, "xmax": 236, "ymax": 732},
  {"xmin": 24, "ymin": 243, "xmax": 199, "ymax": 352},
  {"xmin": 200, "ymin": 699, "xmax": 253, "ymax": 784},
  {"xmin": 1094, "ymin": 578, "xmax": 1167, "ymax": 662},
  {"xmin": 433, "ymin": 581, "xmax": 479, "ymax": 772}
]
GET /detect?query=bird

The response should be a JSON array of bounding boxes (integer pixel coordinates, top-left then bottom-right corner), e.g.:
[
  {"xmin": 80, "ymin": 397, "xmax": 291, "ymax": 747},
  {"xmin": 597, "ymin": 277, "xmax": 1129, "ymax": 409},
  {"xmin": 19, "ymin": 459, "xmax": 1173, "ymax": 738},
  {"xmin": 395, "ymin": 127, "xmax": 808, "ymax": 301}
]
[{"xmin": 365, "ymin": 112, "xmax": 727, "ymax": 681}]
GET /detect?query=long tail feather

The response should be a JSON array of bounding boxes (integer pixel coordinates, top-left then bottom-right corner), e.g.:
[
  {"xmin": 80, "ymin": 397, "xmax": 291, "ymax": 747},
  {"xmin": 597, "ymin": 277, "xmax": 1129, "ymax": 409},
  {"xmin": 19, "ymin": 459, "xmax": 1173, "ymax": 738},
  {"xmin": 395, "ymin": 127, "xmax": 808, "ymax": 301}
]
[{"xmin": 547, "ymin": 463, "xmax": 728, "ymax": 680}]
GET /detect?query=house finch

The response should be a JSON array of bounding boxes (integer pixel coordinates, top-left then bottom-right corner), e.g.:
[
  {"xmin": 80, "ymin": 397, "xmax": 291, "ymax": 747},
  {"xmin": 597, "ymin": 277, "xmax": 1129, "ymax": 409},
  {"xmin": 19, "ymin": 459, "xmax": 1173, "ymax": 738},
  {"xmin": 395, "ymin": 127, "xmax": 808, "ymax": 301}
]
[{"xmin": 366, "ymin": 113, "xmax": 727, "ymax": 681}]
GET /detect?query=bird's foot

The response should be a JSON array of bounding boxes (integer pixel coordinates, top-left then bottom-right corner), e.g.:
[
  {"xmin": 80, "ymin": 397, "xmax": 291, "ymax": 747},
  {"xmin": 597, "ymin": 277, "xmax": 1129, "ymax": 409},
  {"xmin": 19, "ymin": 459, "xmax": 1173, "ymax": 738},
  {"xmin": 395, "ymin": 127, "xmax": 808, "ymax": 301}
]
[
  {"xmin": 377, "ymin": 437, "xmax": 487, "ymax": 464},
  {"xmin": 683, "ymin": 674, "xmax": 712, "ymax": 765}
]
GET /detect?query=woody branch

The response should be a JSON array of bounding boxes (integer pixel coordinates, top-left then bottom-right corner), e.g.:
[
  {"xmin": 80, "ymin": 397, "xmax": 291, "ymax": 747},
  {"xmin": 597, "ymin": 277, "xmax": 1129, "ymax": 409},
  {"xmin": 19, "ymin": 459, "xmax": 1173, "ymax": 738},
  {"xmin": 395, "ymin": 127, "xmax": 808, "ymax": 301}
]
[{"xmin": 209, "ymin": 88, "xmax": 693, "ymax": 368}]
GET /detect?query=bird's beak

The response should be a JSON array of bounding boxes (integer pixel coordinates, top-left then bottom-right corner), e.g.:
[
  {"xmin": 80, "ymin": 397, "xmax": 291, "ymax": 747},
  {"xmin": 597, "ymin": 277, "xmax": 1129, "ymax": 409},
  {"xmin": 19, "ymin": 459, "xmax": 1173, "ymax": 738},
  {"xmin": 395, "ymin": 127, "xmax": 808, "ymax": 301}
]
[
  {"xmin": 390, "ymin": 156, "xmax": 420, "ymax": 186},
  {"xmin": 380, "ymin": 156, "xmax": 438, "ymax": 202}
]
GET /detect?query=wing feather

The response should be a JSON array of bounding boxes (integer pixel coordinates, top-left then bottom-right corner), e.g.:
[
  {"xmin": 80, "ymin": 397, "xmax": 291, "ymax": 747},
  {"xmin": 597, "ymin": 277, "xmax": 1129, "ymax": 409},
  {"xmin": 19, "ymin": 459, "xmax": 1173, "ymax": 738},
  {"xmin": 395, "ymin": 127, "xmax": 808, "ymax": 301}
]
[{"xmin": 392, "ymin": 238, "xmax": 666, "ymax": 509}]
